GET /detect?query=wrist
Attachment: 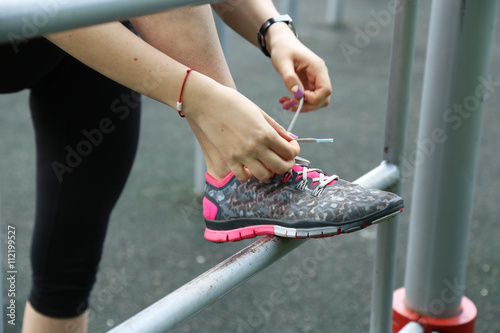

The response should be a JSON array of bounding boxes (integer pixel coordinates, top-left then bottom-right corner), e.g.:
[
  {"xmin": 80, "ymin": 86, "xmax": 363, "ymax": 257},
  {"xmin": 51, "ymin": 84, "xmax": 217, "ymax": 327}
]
[
  {"xmin": 177, "ymin": 71, "xmax": 226, "ymax": 120},
  {"xmin": 257, "ymin": 14, "xmax": 297, "ymax": 57},
  {"xmin": 264, "ymin": 22, "xmax": 299, "ymax": 57}
]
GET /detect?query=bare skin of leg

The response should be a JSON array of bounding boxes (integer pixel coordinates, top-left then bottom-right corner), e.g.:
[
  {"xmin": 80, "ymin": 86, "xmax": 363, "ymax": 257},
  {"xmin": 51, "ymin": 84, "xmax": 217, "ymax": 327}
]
[
  {"xmin": 22, "ymin": 301, "xmax": 88, "ymax": 333},
  {"xmin": 131, "ymin": 5, "xmax": 247, "ymax": 180}
]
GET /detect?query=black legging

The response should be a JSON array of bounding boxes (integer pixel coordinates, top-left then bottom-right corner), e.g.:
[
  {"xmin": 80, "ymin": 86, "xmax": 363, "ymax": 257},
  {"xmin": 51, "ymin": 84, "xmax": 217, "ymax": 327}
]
[{"xmin": 0, "ymin": 37, "xmax": 141, "ymax": 318}]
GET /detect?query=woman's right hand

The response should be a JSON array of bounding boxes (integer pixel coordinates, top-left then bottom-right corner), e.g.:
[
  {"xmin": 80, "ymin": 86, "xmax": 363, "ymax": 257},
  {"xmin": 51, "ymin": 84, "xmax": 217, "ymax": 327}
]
[{"xmin": 182, "ymin": 72, "xmax": 300, "ymax": 182}]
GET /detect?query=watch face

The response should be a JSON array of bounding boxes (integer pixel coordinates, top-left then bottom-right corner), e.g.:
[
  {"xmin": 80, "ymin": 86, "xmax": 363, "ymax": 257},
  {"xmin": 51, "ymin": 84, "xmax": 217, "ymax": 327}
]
[{"xmin": 288, "ymin": 20, "xmax": 297, "ymax": 37}]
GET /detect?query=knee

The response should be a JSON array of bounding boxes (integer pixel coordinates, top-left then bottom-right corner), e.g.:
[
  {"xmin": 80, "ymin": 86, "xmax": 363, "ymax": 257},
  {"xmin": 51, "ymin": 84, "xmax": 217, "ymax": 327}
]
[
  {"xmin": 29, "ymin": 265, "xmax": 97, "ymax": 318},
  {"xmin": 29, "ymin": 241, "xmax": 102, "ymax": 318}
]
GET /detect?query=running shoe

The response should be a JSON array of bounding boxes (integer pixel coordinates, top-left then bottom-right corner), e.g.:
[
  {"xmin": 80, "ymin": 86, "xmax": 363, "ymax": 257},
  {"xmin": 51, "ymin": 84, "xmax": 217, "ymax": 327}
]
[{"xmin": 203, "ymin": 157, "xmax": 404, "ymax": 243}]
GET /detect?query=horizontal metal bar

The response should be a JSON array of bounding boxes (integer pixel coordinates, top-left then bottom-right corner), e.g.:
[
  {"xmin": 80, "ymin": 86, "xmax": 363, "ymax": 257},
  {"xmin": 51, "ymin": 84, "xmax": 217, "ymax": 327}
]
[
  {"xmin": 108, "ymin": 161, "xmax": 399, "ymax": 332},
  {"xmin": 108, "ymin": 236, "xmax": 307, "ymax": 333},
  {"xmin": 353, "ymin": 160, "xmax": 400, "ymax": 190},
  {"xmin": 0, "ymin": 0, "xmax": 223, "ymax": 44}
]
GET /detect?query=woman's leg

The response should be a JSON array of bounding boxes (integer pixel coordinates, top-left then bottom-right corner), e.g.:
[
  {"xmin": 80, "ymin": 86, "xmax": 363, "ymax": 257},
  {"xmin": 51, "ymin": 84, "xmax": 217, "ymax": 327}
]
[
  {"xmin": 22, "ymin": 41, "xmax": 141, "ymax": 332},
  {"xmin": 22, "ymin": 302, "xmax": 88, "ymax": 333}
]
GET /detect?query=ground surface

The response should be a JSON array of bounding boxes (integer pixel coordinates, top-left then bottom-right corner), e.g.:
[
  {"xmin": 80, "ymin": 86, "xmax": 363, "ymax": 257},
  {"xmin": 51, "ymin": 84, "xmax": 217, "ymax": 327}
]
[{"xmin": 1, "ymin": 1, "xmax": 499, "ymax": 332}]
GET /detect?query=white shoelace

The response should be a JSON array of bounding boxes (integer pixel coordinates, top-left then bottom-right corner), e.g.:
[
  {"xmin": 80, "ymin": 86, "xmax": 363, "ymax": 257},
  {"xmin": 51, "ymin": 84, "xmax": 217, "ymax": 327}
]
[
  {"xmin": 287, "ymin": 97, "xmax": 334, "ymax": 142},
  {"xmin": 286, "ymin": 99, "xmax": 338, "ymax": 196},
  {"xmin": 296, "ymin": 165, "xmax": 338, "ymax": 196},
  {"xmin": 287, "ymin": 96, "xmax": 305, "ymax": 132}
]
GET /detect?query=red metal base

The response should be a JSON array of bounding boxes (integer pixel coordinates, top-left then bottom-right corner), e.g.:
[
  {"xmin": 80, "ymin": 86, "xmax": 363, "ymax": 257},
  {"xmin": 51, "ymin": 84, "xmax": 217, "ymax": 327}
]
[{"xmin": 392, "ymin": 287, "xmax": 477, "ymax": 333}]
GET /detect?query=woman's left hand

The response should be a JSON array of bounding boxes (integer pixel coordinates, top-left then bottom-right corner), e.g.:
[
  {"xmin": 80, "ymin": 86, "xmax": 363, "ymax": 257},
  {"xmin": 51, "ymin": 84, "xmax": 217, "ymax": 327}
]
[{"xmin": 266, "ymin": 23, "xmax": 332, "ymax": 112}]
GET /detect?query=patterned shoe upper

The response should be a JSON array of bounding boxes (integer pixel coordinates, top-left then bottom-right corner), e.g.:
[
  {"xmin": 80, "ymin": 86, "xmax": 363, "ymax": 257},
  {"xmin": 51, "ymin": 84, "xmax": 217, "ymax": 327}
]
[{"xmin": 203, "ymin": 160, "xmax": 402, "ymax": 226}]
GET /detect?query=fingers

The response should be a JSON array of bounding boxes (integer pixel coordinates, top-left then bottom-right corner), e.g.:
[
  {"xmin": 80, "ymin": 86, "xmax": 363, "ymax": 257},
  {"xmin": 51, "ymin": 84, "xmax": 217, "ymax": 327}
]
[
  {"xmin": 245, "ymin": 134, "xmax": 299, "ymax": 181},
  {"xmin": 261, "ymin": 111, "xmax": 299, "ymax": 143},
  {"xmin": 272, "ymin": 43, "xmax": 332, "ymax": 112},
  {"xmin": 301, "ymin": 61, "xmax": 332, "ymax": 110},
  {"xmin": 229, "ymin": 146, "xmax": 297, "ymax": 182},
  {"xmin": 230, "ymin": 164, "xmax": 254, "ymax": 182},
  {"xmin": 278, "ymin": 58, "xmax": 305, "ymax": 103},
  {"xmin": 279, "ymin": 83, "xmax": 332, "ymax": 112},
  {"xmin": 190, "ymin": 84, "xmax": 301, "ymax": 183},
  {"xmin": 280, "ymin": 97, "xmax": 299, "ymax": 110},
  {"xmin": 227, "ymin": 124, "xmax": 300, "ymax": 182}
]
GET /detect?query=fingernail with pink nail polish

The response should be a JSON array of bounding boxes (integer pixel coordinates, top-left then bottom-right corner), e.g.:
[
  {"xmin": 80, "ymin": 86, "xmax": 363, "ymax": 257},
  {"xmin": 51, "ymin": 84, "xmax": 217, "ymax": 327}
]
[{"xmin": 288, "ymin": 132, "xmax": 298, "ymax": 139}]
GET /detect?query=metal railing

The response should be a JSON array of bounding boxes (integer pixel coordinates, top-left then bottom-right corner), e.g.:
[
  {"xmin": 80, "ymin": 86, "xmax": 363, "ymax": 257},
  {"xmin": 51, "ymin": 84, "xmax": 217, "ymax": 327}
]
[
  {"xmin": 1, "ymin": 0, "xmax": 492, "ymax": 332},
  {"xmin": 0, "ymin": 1, "xmax": 410, "ymax": 332},
  {"xmin": 108, "ymin": 162, "xmax": 401, "ymax": 332},
  {"xmin": 0, "ymin": 0, "xmax": 223, "ymax": 44},
  {"xmin": 400, "ymin": 0, "xmax": 497, "ymax": 328},
  {"xmin": 108, "ymin": 0, "xmax": 417, "ymax": 328}
]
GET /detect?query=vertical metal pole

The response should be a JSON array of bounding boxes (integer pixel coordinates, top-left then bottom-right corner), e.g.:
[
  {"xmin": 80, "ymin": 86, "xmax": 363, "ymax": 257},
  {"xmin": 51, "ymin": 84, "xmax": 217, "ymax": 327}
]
[
  {"xmin": 405, "ymin": 0, "xmax": 497, "ymax": 319},
  {"xmin": 0, "ymin": 195, "xmax": 3, "ymax": 333},
  {"xmin": 193, "ymin": 11, "xmax": 226, "ymax": 194},
  {"xmin": 325, "ymin": 0, "xmax": 344, "ymax": 26},
  {"xmin": 369, "ymin": 1, "xmax": 418, "ymax": 332},
  {"xmin": 280, "ymin": 0, "xmax": 299, "ymax": 27},
  {"xmin": 193, "ymin": 138, "xmax": 206, "ymax": 195}
]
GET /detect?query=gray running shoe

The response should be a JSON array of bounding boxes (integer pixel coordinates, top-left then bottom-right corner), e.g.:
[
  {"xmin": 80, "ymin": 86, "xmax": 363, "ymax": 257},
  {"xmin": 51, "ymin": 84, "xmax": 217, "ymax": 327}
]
[{"xmin": 203, "ymin": 158, "xmax": 403, "ymax": 242}]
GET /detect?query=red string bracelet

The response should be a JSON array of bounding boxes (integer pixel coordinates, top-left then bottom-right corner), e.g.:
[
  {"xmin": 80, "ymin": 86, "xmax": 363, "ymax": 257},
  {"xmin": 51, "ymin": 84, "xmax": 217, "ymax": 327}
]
[{"xmin": 176, "ymin": 68, "xmax": 194, "ymax": 118}]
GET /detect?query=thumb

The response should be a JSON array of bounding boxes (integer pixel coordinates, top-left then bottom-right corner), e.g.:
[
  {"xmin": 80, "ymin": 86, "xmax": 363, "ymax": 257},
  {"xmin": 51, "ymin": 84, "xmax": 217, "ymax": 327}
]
[
  {"xmin": 261, "ymin": 111, "xmax": 293, "ymax": 140},
  {"xmin": 276, "ymin": 58, "xmax": 304, "ymax": 99},
  {"xmin": 261, "ymin": 111, "xmax": 301, "ymax": 158}
]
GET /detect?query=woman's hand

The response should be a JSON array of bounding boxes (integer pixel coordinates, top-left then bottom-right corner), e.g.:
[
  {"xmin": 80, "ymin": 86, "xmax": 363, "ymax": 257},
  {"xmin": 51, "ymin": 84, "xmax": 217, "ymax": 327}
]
[
  {"xmin": 266, "ymin": 23, "xmax": 332, "ymax": 112},
  {"xmin": 182, "ymin": 73, "xmax": 300, "ymax": 182}
]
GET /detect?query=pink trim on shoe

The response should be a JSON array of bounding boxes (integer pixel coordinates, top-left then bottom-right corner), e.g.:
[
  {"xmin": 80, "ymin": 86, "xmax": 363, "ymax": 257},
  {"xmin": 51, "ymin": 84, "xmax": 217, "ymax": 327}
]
[
  {"xmin": 292, "ymin": 164, "xmax": 305, "ymax": 179},
  {"xmin": 202, "ymin": 197, "xmax": 218, "ymax": 220},
  {"xmin": 205, "ymin": 172, "xmax": 234, "ymax": 187},
  {"xmin": 204, "ymin": 225, "xmax": 275, "ymax": 242},
  {"xmin": 204, "ymin": 173, "xmax": 233, "ymax": 221}
]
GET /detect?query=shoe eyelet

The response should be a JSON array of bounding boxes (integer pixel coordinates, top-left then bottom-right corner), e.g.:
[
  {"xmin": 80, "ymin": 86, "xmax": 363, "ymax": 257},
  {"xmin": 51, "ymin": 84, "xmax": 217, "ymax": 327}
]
[{"xmin": 282, "ymin": 172, "xmax": 293, "ymax": 183}]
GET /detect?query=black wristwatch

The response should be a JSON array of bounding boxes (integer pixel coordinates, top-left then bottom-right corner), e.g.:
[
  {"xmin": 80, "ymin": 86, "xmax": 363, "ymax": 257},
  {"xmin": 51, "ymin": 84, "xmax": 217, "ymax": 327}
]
[{"xmin": 257, "ymin": 14, "xmax": 298, "ymax": 57}]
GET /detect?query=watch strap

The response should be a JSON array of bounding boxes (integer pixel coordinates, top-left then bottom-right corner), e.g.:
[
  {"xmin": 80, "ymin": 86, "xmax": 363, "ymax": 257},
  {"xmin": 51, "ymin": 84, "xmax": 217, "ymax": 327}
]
[{"xmin": 257, "ymin": 14, "xmax": 297, "ymax": 57}]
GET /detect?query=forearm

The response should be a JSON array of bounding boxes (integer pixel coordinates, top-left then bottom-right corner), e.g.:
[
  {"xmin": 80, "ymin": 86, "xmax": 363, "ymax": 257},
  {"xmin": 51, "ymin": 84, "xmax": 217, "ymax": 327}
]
[
  {"xmin": 44, "ymin": 15, "xmax": 300, "ymax": 181},
  {"xmin": 212, "ymin": 0, "xmax": 296, "ymax": 56},
  {"xmin": 129, "ymin": 6, "xmax": 235, "ymax": 88},
  {"xmin": 45, "ymin": 21, "xmax": 216, "ymax": 112}
]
